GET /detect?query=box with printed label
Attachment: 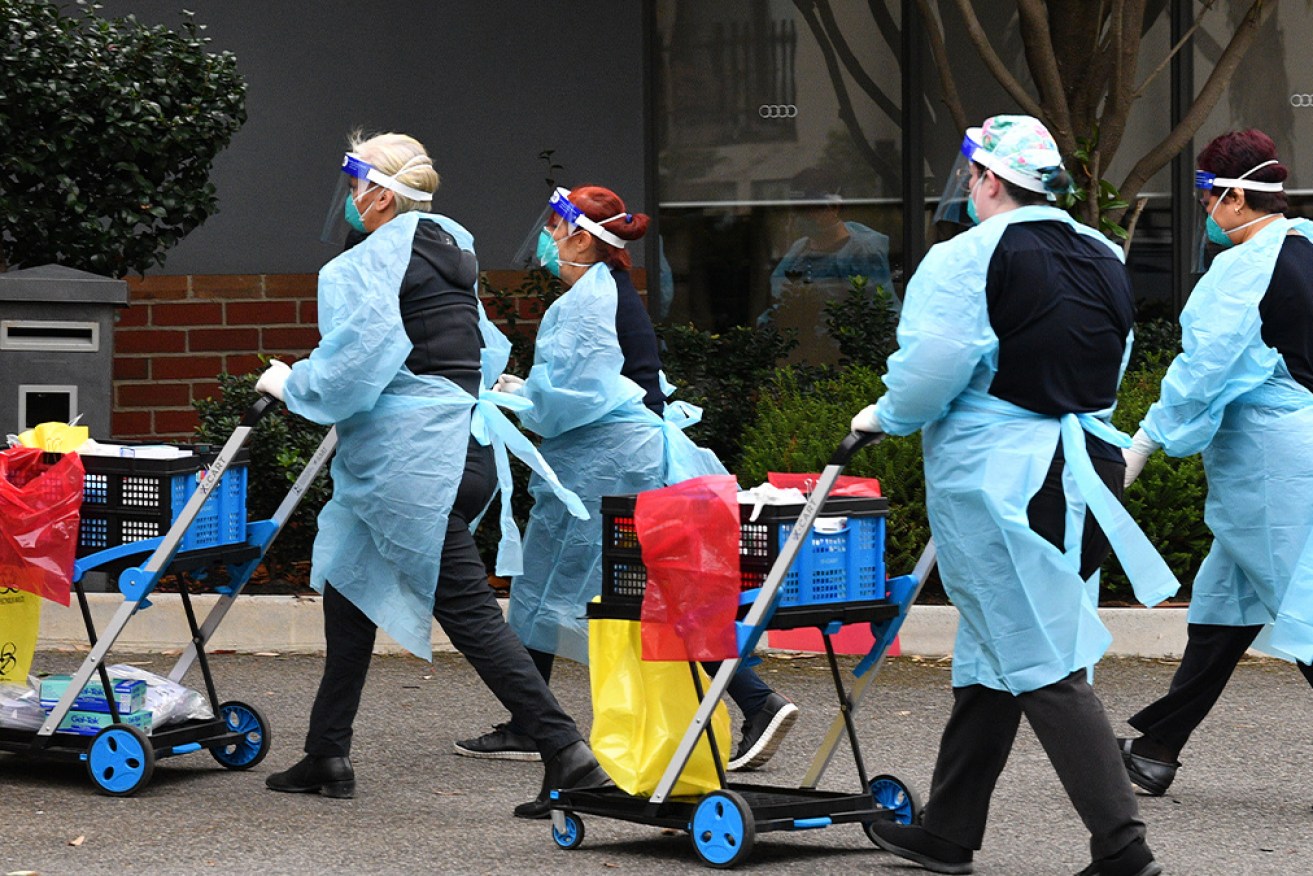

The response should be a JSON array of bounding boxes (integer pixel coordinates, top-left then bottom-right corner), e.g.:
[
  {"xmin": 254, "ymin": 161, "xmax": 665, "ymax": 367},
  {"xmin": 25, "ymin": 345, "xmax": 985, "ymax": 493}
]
[
  {"xmin": 39, "ymin": 675, "xmax": 147, "ymax": 714},
  {"xmin": 55, "ymin": 708, "xmax": 153, "ymax": 736}
]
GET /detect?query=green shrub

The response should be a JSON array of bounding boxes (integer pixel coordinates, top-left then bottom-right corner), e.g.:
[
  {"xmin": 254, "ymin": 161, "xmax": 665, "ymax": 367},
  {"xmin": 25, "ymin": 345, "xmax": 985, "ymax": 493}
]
[
  {"xmin": 657, "ymin": 322, "xmax": 798, "ymax": 472},
  {"xmin": 1106, "ymin": 364, "xmax": 1210, "ymax": 601},
  {"xmin": 0, "ymin": 1, "xmax": 246, "ymax": 275},
  {"xmin": 193, "ymin": 367, "xmax": 331, "ymax": 581},
  {"xmin": 822, "ymin": 276, "xmax": 899, "ymax": 371}
]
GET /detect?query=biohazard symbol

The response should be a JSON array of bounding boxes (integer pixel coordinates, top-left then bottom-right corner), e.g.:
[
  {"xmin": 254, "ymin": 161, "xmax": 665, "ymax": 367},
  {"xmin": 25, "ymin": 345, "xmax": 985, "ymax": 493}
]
[{"xmin": 0, "ymin": 641, "xmax": 17, "ymax": 677}]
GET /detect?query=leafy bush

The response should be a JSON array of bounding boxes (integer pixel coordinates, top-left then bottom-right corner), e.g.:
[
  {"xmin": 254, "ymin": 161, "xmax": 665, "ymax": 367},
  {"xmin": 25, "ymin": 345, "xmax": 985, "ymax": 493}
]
[
  {"xmin": 1106, "ymin": 364, "xmax": 1210, "ymax": 601},
  {"xmin": 193, "ymin": 368, "xmax": 331, "ymax": 581},
  {"xmin": 480, "ymin": 268, "xmax": 565, "ymax": 377},
  {"xmin": 657, "ymin": 322, "xmax": 797, "ymax": 472},
  {"xmin": 0, "ymin": 1, "xmax": 246, "ymax": 275},
  {"xmin": 822, "ymin": 276, "xmax": 899, "ymax": 371}
]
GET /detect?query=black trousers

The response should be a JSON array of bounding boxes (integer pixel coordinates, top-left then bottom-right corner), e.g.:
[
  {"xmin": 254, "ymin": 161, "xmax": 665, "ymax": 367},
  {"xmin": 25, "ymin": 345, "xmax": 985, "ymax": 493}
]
[
  {"xmin": 922, "ymin": 454, "xmax": 1145, "ymax": 861},
  {"xmin": 304, "ymin": 440, "xmax": 583, "ymax": 761},
  {"xmin": 1129, "ymin": 623, "xmax": 1313, "ymax": 756}
]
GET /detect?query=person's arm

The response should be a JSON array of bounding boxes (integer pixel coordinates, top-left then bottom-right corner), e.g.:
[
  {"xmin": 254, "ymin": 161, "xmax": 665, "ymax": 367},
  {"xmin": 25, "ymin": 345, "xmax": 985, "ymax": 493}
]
[
  {"xmin": 282, "ymin": 256, "xmax": 413, "ymax": 425},
  {"xmin": 871, "ymin": 244, "xmax": 994, "ymax": 435},
  {"xmin": 515, "ymin": 269, "xmax": 644, "ymax": 438},
  {"xmin": 1140, "ymin": 256, "xmax": 1279, "ymax": 457}
]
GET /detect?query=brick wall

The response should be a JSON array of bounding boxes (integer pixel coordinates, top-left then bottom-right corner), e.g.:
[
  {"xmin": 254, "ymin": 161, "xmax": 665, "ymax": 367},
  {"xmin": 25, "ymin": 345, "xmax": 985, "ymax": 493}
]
[
  {"xmin": 113, "ymin": 274, "xmax": 319, "ymax": 440},
  {"xmin": 112, "ymin": 268, "xmax": 644, "ymax": 441}
]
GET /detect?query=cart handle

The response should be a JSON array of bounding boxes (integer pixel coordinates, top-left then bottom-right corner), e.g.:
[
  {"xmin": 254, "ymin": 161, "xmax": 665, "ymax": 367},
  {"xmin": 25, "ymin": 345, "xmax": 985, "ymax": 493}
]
[
  {"xmin": 828, "ymin": 430, "xmax": 884, "ymax": 467},
  {"xmin": 242, "ymin": 394, "xmax": 281, "ymax": 427}
]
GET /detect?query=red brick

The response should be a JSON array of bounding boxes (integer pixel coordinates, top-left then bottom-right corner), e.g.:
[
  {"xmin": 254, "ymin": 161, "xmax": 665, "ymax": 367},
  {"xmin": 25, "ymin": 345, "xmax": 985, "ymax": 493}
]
[
  {"xmin": 225, "ymin": 354, "xmax": 265, "ymax": 376},
  {"xmin": 115, "ymin": 328, "xmax": 187, "ymax": 354},
  {"xmin": 299, "ymin": 300, "xmax": 319, "ymax": 324},
  {"xmin": 113, "ymin": 357, "xmax": 150, "ymax": 380},
  {"xmin": 153, "ymin": 409, "xmax": 199, "ymax": 435},
  {"xmin": 263, "ymin": 326, "xmax": 320, "ymax": 353},
  {"xmin": 114, "ymin": 304, "xmax": 150, "ymax": 328},
  {"xmin": 226, "ymin": 300, "xmax": 299, "ymax": 326},
  {"xmin": 265, "ymin": 274, "xmax": 318, "ymax": 298},
  {"xmin": 152, "ymin": 301, "xmax": 224, "ymax": 326},
  {"xmin": 127, "ymin": 275, "xmax": 189, "ymax": 301},
  {"xmin": 192, "ymin": 274, "xmax": 263, "ymax": 299},
  {"xmin": 188, "ymin": 327, "xmax": 260, "ymax": 352},
  {"xmin": 191, "ymin": 381, "xmax": 222, "ymax": 403},
  {"xmin": 118, "ymin": 382, "xmax": 191, "ymax": 408},
  {"xmin": 630, "ymin": 268, "xmax": 647, "ymax": 290},
  {"xmin": 151, "ymin": 355, "xmax": 224, "ymax": 380},
  {"xmin": 111, "ymin": 410, "xmax": 152, "ymax": 440}
]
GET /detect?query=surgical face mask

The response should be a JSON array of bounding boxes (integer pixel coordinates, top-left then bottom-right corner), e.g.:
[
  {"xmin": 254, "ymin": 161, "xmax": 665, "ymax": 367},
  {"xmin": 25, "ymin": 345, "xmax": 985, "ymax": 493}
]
[
  {"xmin": 344, "ymin": 183, "xmax": 378, "ymax": 234},
  {"xmin": 535, "ymin": 227, "xmax": 562, "ymax": 277},
  {"xmin": 965, "ymin": 175, "xmax": 981, "ymax": 225},
  {"xmin": 1205, "ymin": 192, "xmax": 1275, "ymax": 250}
]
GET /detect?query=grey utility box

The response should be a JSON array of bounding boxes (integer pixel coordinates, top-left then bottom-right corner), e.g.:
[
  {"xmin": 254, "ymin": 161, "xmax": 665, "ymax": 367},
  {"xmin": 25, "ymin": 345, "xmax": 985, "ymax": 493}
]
[{"xmin": 0, "ymin": 265, "xmax": 129, "ymax": 439}]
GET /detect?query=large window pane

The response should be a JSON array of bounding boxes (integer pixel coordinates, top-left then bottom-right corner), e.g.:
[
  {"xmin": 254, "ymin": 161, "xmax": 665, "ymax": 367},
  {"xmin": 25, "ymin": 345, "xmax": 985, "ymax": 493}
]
[{"xmin": 656, "ymin": 0, "xmax": 902, "ymax": 366}]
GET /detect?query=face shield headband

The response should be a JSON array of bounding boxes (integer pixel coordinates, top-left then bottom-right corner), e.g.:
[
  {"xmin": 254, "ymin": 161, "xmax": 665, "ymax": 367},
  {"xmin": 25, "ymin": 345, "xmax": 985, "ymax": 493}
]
[
  {"xmin": 546, "ymin": 188, "xmax": 628, "ymax": 248},
  {"xmin": 341, "ymin": 152, "xmax": 434, "ymax": 203},
  {"xmin": 1191, "ymin": 159, "xmax": 1284, "ymax": 272},
  {"xmin": 959, "ymin": 130, "xmax": 1056, "ymax": 196}
]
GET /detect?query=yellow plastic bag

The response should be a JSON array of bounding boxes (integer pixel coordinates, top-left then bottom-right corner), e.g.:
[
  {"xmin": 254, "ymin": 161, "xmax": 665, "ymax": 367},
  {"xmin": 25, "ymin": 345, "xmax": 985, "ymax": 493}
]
[
  {"xmin": 16, "ymin": 421, "xmax": 89, "ymax": 452},
  {"xmin": 0, "ymin": 586, "xmax": 42, "ymax": 683},
  {"xmin": 589, "ymin": 614, "xmax": 732, "ymax": 797}
]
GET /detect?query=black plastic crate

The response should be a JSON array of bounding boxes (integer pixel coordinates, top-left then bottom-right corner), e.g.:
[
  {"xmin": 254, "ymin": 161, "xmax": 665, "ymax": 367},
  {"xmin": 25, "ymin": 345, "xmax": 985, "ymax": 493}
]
[
  {"xmin": 601, "ymin": 492, "xmax": 889, "ymax": 609},
  {"xmin": 76, "ymin": 445, "xmax": 249, "ymax": 556}
]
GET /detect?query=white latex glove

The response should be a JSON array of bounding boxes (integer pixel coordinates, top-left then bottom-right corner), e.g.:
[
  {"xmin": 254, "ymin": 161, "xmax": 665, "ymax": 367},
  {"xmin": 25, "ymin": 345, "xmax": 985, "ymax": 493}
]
[
  {"xmin": 255, "ymin": 359, "xmax": 291, "ymax": 402},
  {"xmin": 1122, "ymin": 427, "xmax": 1161, "ymax": 488},
  {"xmin": 850, "ymin": 404, "xmax": 881, "ymax": 434},
  {"xmin": 493, "ymin": 373, "xmax": 525, "ymax": 394}
]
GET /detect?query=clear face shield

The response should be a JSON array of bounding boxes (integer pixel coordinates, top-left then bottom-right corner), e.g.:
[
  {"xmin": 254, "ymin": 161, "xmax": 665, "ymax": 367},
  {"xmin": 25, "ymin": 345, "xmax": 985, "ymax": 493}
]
[
  {"xmin": 511, "ymin": 187, "xmax": 628, "ymax": 272},
  {"xmin": 320, "ymin": 152, "xmax": 433, "ymax": 248},
  {"xmin": 932, "ymin": 133, "xmax": 981, "ymax": 230},
  {"xmin": 1191, "ymin": 162, "xmax": 1283, "ymax": 272}
]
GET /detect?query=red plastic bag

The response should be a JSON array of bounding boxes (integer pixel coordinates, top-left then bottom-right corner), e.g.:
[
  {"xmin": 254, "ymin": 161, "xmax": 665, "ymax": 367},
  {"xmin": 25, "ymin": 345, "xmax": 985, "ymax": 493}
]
[
  {"xmin": 635, "ymin": 474, "xmax": 741, "ymax": 662},
  {"xmin": 0, "ymin": 448, "xmax": 84, "ymax": 606},
  {"xmin": 767, "ymin": 471, "xmax": 882, "ymax": 498}
]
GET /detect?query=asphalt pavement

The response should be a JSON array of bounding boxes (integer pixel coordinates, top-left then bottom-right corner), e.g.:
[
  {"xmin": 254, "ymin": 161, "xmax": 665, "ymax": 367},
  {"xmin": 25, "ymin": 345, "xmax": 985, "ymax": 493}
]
[{"xmin": 3, "ymin": 649, "xmax": 1311, "ymax": 875}]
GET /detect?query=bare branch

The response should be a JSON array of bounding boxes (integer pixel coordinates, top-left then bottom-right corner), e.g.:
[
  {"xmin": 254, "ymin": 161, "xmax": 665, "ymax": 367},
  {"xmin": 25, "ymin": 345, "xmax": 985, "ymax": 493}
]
[
  {"xmin": 1133, "ymin": 0, "xmax": 1216, "ymax": 99},
  {"xmin": 1115, "ymin": 0, "xmax": 1274, "ymax": 220},
  {"xmin": 1122, "ymin": 196, "xmax": 1149, "ymax": 255},
  {"xmin": 792, "ymin": 0, "xmax": 901, "ymax": 187},
  {"xmin": 916, "ymin": 0, "xmax": 968, "ymax": 133},
  {"xmin": 866, "ymin": 0, "xmax": 902, "ymax": 64},
  {"xmin": 1015, "ymin": 0, "xmax": 1074, "ymax": 146},
  {"xmin": 949, "ymin": 0, "xmax": 1045, "ymax": 119},
  {"xmin": 1099, "ymin": 0, "xmax": 1149, "ymax": 170},
  {"xmin": 814, "ymin": 0, "xmax": 900, "ymax": 125}
]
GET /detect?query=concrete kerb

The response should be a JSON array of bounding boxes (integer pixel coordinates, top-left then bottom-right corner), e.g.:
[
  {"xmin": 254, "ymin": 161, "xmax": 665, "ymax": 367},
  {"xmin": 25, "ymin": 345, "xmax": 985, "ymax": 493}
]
[{"xmin": 36, "ymin": 594, "xmax": 1218, "ymax": 659}]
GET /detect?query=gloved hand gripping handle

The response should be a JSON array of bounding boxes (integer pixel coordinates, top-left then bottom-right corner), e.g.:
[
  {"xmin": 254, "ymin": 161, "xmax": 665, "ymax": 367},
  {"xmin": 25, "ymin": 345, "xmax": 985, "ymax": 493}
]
[
  {"xmin": 242, "ymin": 393, "xmax": 281, "ymax": 427},
  {"xmin": 829, "ymin": 430, "xmax": 884, "ymax": 467}
]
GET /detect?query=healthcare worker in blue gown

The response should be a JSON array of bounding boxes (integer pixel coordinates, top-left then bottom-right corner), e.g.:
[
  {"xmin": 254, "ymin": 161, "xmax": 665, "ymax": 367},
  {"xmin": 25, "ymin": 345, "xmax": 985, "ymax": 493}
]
[
  {"xmin": 255, "ymin": 132, "xmax": 607, "ymax": 818},
  {"xmin": 454, "ymin": 184, "xmax": 800, "ymax": 772},
  {"xmin": 1119, "ymin": 129, "xmax": 1313, "ymax": 799},
  {"xmin": 851, "ymin": 116, "xmax": 1176, "ymax": 876}
]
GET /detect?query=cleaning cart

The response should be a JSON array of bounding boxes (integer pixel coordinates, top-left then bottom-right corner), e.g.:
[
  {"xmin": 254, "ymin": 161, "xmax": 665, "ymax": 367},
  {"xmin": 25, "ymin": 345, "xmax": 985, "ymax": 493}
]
[
  {"xmin": 547, "ymin": 431, "xmax": 937, "ymax": 868},
  {"xmin": 0, "ymin": 396, "xmax": 337, "ymax": 796}
]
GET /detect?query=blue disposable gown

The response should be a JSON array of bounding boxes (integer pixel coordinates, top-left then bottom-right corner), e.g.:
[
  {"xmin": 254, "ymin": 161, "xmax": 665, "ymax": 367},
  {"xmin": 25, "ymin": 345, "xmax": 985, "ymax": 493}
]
[
  {"xmin": 508, "ymin": 264, "xmax": 725, "ymax": 663},
  {"xmin": 1141, "ymin": 217, "xmax": 1313, "ymax": 664},
  {"xmin": 874, "ymin": 205, "xmax": 1178, "ymax": 694},
  {"xmin": 284, "ymin": 212, "xmax": 582, "ymax": 659}
]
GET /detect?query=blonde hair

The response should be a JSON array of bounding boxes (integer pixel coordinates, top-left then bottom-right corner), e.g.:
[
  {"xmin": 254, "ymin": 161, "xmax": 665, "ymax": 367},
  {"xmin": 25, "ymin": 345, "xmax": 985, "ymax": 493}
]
[{"xmin": 349, "ymin": 130, "xmax": 440, "ymax": 215}]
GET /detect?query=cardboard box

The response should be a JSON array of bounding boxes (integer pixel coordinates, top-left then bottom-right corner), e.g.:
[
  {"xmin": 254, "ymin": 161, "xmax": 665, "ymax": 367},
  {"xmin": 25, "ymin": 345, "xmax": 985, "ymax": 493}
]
[
  {"xmin": 39, "ymin": 675, "xmax": 147, "ymax": 715},
  {"xmin": 54, "ymin": 708, "xmax": 153, "ymax": 736}
]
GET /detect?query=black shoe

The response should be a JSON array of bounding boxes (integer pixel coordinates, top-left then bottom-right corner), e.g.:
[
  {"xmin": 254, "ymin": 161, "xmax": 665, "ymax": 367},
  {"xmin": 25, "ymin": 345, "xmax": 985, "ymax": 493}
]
[
  {"xmin": 1075, "ymin": 838, "xmax": 1162, "ymax": 876},
  {"xmin": 513, "ymin": 740, "xmax": 611, "ymax": 819},
  {"xmin": 868, "ymin": 820, "xmax": 974, "ymax": 874},
  {"xmin": 1118, "ymin": 738, "xmax": 1179, "ymax": 797},
  {"xmin": 265, "ymin": 755, "xmax": 355, "ymax": 799},
  {"xmin": 728, "ymin": 691, "xmax": 799, "ymax": 771},
  {"xmin": 454, "ymin": 722, "xmax": 541, "ymax": 761}
]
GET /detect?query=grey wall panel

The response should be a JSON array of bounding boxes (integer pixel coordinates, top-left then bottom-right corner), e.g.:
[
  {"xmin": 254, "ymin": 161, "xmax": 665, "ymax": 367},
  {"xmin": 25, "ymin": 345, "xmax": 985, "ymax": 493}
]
[{"xmin": 95, "ymin": 2, "xmax": 647, "ymax": 274}]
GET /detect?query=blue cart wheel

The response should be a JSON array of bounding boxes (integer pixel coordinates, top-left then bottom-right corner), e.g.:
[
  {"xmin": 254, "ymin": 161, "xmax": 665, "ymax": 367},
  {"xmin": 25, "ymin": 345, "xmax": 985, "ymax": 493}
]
[
  {"xmin": 867, "ymin": 773, "xmax": 921, "ymax": 833},
  {"xmin": 86, "ymin": 724, "xmax": 155, "ymax": 796},
  {"xmin": 210, "ymin": 700, "xmax": 270, "ymax": 770},
  {"xmin": 551, "ymin": 811, "xmax": 585, "ymax": 850},
  {"xmin": 691, "ymin": 789, "xmax": 755, "ymax": 869}
]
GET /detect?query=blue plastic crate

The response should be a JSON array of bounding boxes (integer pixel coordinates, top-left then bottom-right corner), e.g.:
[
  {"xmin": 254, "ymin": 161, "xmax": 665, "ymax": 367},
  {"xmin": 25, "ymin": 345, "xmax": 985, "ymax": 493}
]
[
  {"xmin": 77, "ymin": 447, "xmax": 248, "ymax": 555},
  {"xmin": 601, "ymin": 494, "xmax": 888, "ymax": 609}
]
